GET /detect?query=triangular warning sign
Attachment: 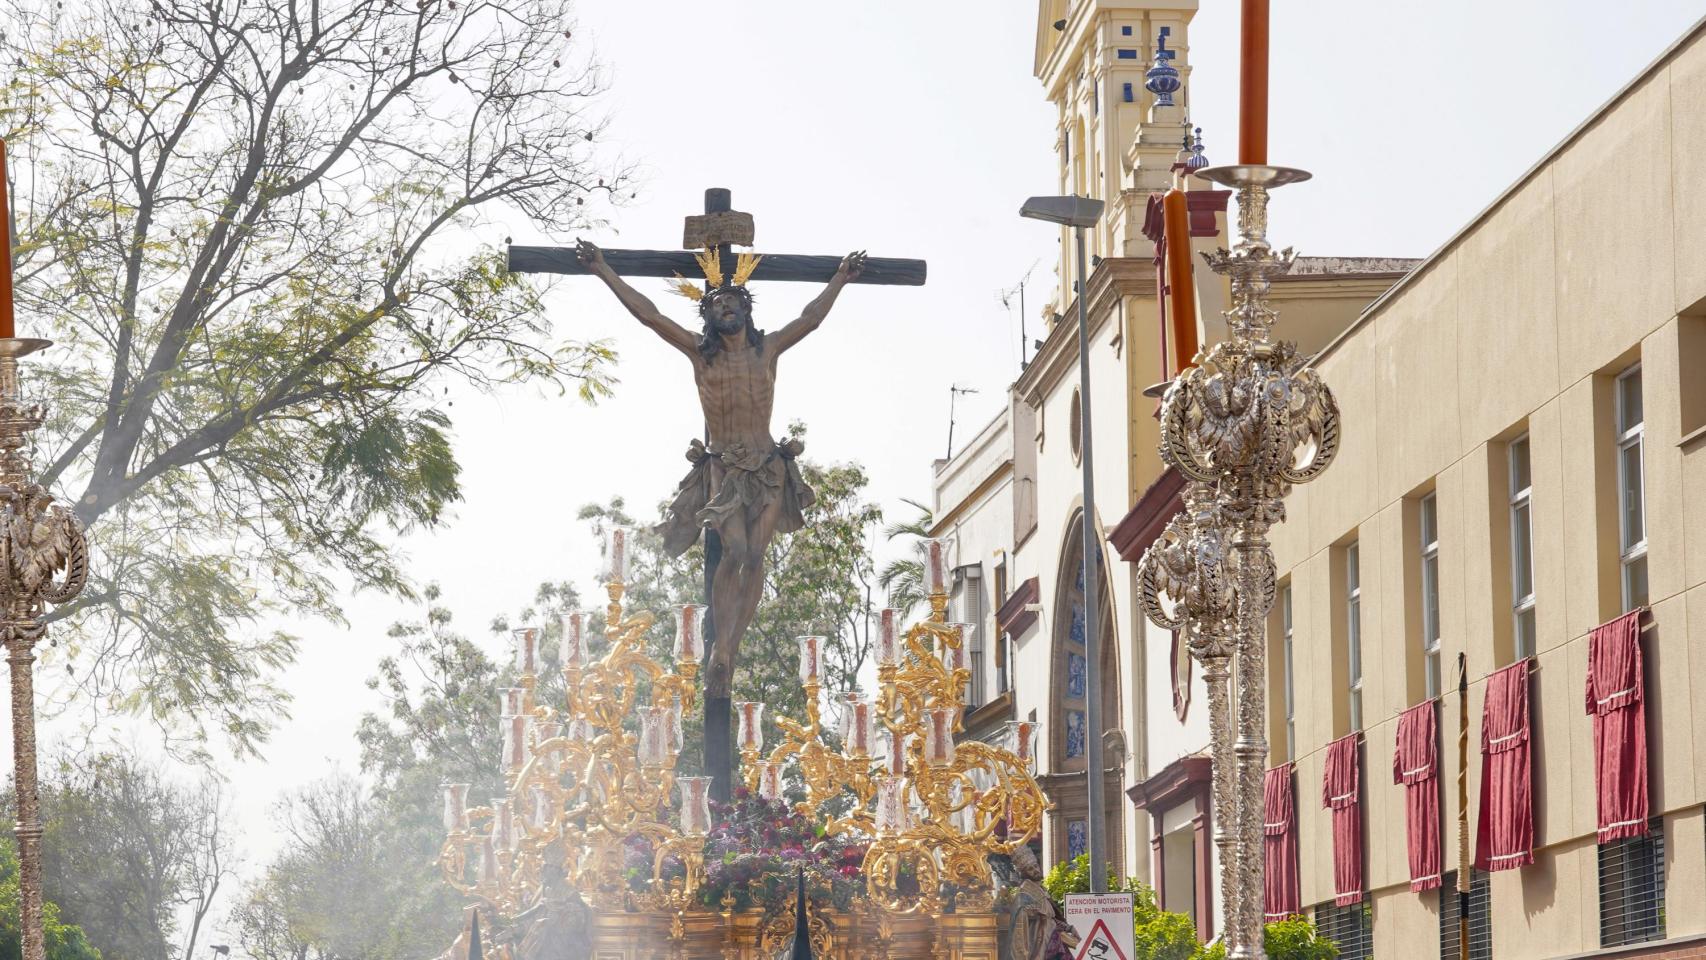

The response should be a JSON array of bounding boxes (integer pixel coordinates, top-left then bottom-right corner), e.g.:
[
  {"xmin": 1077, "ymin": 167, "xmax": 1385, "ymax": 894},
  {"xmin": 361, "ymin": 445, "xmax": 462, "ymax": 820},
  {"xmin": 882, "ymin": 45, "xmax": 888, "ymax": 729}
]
[{"xmin": 1073, "ymin": 918, "xmax": 1130, "ymax": 960}]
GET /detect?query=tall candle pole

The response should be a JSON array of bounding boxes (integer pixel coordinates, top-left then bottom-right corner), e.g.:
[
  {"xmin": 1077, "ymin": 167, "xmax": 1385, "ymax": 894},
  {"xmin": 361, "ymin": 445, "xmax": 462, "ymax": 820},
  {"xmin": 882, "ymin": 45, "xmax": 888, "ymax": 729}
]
[
  {"xmin": 0, "ymin": 335, "xmax": 89, "ymax": 960},
  {"xmin": 1161, "ymin": 187, "xmax": 1199, "ymax": 374},
  {"xmin": 1237, "ymin": 0, "xmax": 1270, "ymax": 165},
  {"xmin": 0, "ymin": 139, "xmax": 17, "ymax": 339}
]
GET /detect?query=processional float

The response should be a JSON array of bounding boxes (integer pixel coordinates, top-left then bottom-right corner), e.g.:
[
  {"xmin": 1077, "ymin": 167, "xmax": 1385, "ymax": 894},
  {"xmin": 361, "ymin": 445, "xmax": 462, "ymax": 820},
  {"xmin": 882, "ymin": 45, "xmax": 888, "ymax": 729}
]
[{"xmin": 439, "ymin": 531, "xmax": 1051, "ymax": 959}]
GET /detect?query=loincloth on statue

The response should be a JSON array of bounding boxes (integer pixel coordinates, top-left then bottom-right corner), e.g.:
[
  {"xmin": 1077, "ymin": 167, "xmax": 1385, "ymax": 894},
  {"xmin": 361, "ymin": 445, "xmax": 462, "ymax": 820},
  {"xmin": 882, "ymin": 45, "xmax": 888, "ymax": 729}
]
[{"xmin": 657, "ymin": 437, "xmax": 816, "ymax": 557}]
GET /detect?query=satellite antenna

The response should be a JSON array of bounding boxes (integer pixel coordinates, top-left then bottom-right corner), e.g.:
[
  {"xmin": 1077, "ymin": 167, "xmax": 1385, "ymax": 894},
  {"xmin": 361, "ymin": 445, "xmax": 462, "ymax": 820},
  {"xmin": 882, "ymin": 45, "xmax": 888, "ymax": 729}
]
[{"xmin": 1000, "ymin": 260, "xmax": 1040, "ymax": 372}]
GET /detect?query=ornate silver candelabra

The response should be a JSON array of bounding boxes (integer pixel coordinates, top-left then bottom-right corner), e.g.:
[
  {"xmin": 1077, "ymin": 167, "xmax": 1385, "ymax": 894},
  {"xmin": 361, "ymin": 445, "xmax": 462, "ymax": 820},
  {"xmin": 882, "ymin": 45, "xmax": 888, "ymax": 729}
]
[
  {"xmin": 1137, "ymin": 166, "xmax": 1339, "ymax": 959},
  {"xmin": 0, "ymin": 338, "xmax": 89, "ymax": 960}
]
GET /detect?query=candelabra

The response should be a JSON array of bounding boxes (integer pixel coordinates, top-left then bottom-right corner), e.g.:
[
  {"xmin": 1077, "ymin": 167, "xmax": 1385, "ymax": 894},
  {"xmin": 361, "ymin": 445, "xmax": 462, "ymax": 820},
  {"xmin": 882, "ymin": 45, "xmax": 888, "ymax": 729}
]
[
  {"xmin": 0, "ymin": 338, "xmax": 90, "ymax": 960},
  {"xmin": 747, "ymin": 536, "xmax": 1049, "ymax": 915},
  {"xmin": 439, "ymin": 529, "xmax": 1051, "ymax": 929},
  {"xmin": 1137, "ymin": 165, "xmax": 1339, "ymax": 959}
]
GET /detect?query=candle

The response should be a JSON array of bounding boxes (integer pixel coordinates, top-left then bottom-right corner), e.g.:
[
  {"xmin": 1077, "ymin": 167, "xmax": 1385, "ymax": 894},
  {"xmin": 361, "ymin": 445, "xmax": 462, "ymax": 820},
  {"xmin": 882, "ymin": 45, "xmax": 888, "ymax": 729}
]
[
  {"xmin": 875, "ymin": 776, "xmax": 907, "ymax": 835},
  {"xmin": 1162, "ymin": 188, "xmax": 1199, "ymax": 374},
  {"xmin": 665, "ymin": 695, "xmax": 684, "ymax": 755},
  {"xmin": 499, "ymin": 687, "xmax": 525, "ymax": 717},
  {"xmin": 756, "ymin": 760, "xmax": 785, "ymax": 802},
  {"xmin": 673, "ymin": 603, "xmax": 705, "ymax": 662},
  {"xmin": 886, "ymin": 730, "xmax": 909, "ymax": 776},
  {"xmin": 636, "ymin": 705, "xmax": 671, "ymax": 768},
  {"xmin": 797, "ymin": 635, "xmax": 824, "ymax": 685},
  {"xmin": 678, "ymin": 777, "xmax": 713, "ymax": 835},
  {"xmin": 602, "ymin": 526, "xmax": 629, "ymax": 584},
  {"xmin": 1238, "ymin": 0, "xmax": 1269, "ymax": 165},
  {"xmin": 0, "ymin": 139, "xmax": 15, "ymax": 339},
  {"xmin": 534, "ymin": 719, "xmax": 561, "ymax": 744},
  {"xmin": 938, "ymin": 623, "xmax": 972, "ymax": 673},
  {"xmin": 1006, "ymin": 720, "xmax": 1039, "ymax": 774},
  {"xmin": 477, "ymin": 836, "xmax": 499, "ymax": 882},
  {"xmin": 442, "ymin": 783, "xmax": 470, "ymax": 833},
  {"xmin": 564, "ymin": 717, "xmax": 592, "ymax": 743},
  {"xmin": 844, "ymin": 697, "xmax": 874, "ymax": 757},
  {"xmin": 528, "ymin": 785, "xmax": 552, "ymax": 830},
  {"xmin": 560, "ymin": 610, "xmax": 588, "ymax": 667},
  {"xmin": 918, "ymin": 538, "xmax": 953, "ymax": 598},
  {"xmin": 501, "ymin": 715, "xmax": 531, "ymax": 771},
  {"xmin": 876, "ymin": 608, "xmax": 902, "ymax": 667},
  {"xmin": 512, "ymin": 627, "xmax": 539, "ymax": 675},
  {"xmin": 736, "ymin": 701, "xmax": 765, "ymax": 753},
  {"xmin": 923, "ymin": 706, "xmax": 958, "ymax": 768},
  {"xmin": 489, "ymin": 797, "xmax": 514, "ymax": 851}
]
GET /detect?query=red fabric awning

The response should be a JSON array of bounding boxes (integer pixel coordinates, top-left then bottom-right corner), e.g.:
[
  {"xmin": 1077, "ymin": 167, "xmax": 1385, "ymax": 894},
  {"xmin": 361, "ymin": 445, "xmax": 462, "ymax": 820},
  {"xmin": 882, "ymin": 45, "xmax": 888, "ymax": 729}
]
[
  {"xmin": 1587, "ymin": 610, "xmax": 1648, "ymax": 843},
  {"xmin": 1321, "ymin": 733, "xmax": 1363, "ymax": 906},
  {"xmin": 1475, "ymin": 660, "xmax": 1534, "ymax": 871},
  {"xmin": 1263, "ymin": 763, "xmax": 1301, "ymax": 921},
  {"xmin": 1394, "ymin": 701, "xmax": 1442, "ymax": 891}
]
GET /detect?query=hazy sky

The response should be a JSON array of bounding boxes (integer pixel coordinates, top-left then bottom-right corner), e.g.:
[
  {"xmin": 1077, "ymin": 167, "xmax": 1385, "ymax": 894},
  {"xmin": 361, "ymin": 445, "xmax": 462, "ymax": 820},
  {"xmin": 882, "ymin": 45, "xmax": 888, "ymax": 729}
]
[{"xmin": 23, "ymin": 0, "xmax": 1705, "ymax": 942}]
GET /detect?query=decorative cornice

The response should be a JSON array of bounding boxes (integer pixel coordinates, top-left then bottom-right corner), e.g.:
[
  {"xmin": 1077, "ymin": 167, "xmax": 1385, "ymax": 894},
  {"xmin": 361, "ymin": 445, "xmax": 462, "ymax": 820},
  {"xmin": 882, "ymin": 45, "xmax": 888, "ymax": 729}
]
[
  {"xmin": 1125, "ymin": 753, "xmax": 1212, "ymax": 810},
  {"xmin": 995, "ymin": 576, "xmax": 1041, "ymax": 641},
  {"xmin": 1108, "ymin": 466, "xmax": 1185, "ymax": 561}
]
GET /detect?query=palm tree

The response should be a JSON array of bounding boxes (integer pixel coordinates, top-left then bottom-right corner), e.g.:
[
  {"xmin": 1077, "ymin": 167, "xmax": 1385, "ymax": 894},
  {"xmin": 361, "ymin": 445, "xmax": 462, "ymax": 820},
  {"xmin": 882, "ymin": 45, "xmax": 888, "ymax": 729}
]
[{"xmin": 877, "ymin": 499, "xmax": 934, "ymax": 616}]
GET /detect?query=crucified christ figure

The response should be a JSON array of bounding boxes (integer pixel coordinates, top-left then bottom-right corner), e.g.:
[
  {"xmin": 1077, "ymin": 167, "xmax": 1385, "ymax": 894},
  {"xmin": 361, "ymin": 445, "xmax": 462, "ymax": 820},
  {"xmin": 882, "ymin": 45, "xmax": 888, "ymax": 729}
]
[{"xmin": 575, "ymin": 238, "xmax": 866, "ymax": 759}]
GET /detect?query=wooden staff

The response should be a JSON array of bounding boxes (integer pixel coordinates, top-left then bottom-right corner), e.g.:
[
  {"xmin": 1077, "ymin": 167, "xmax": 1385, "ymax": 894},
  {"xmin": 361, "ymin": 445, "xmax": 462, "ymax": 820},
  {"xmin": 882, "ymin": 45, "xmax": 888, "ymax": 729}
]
[
  {"xmin": 0, "ymin": 138, "xmax": 15, "ymax": 339},
  {"xmin": 1161, "ymin": 188, "xmax": 1197, "ymax": 374},
  {"xmin": 1238, "ymin": 0, "xmax": 1269, "ymax": 165}
]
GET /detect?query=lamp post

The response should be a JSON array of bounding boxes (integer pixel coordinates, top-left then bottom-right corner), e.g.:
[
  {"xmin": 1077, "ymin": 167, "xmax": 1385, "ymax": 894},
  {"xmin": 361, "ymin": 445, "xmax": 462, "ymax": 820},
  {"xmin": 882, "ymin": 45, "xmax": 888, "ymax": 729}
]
[{"xmin": 1020, "ymin": 194, "xmax": 1107, "ymax": 893}]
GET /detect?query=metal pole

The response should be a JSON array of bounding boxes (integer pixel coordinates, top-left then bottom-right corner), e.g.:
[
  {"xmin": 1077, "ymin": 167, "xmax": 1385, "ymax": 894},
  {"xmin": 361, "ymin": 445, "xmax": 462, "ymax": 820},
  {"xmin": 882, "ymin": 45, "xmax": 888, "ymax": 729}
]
[
  {"xmin": 1074, "ymin": 223, "xmax": 1107, "ymax": 894},
  {"xmin": 1457, "ymin": 652, "xmax": 1470, "ymax": 960},
  {"xmin": 8, "ymin": 633, "xmax": 45, "ymax": 960}
]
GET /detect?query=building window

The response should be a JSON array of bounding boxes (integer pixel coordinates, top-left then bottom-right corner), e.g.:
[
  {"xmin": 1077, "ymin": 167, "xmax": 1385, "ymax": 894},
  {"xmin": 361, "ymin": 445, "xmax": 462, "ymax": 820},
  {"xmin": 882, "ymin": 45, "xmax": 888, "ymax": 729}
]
[
  {"xmin": 1420, "ymin": 494, "xmax": 1442, "ymax": 697},
  {"xmin": 1347, "ymin": 542, "xmax": 1363, "ymax": 732},
  {"xmin": 1616, "ymin": 365, "xmax": 1647, "ymax": 611},
  {"xmin": 1068, "ymin": 819, "xmax": 1089, "ymax": 859},
  {"xmin": 1599, "ymin": 819, "xmax": 1665, "ymax": 948},
  {"xmin": 1282, "ymin": 584, "xmax": 1296, "ymax": 762},
  {"xmin": 1121, "ymin": 24, "xmax": 1133, "ymax": 35},
  {"xmin": 1122, "ymin": 81, "xmax": 1134, "ymax": 103},
  {"xmin": 1117, "ymin": 48, "xmax": 1138, "ymax": 59},
  {"xmin": 994, "ymin": 558, "xmax": 1011, "ymax": 694},
  {"xmin": 1508, "ymin": 435, "xmax": 1536, "ymax": 659},
  {"xmin": 958, "ymin": 564, "xmax": 987, "ymax": 707},
  {"xmin": 1439, "ymin": 870, "xmax": 1493, "ymax": 960},
  {"xmin": 1317, "ymin": 901, "xmax": 1373, "ymax": 960}
]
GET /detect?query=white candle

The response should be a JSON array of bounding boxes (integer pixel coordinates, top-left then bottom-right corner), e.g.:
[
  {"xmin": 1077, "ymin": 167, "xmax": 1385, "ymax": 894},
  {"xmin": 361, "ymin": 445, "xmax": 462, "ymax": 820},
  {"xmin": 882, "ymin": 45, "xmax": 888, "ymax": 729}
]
[
  {"xmin": 560, "ymin": 610, "xmax": 588, "ymax": 667},
  {"xmin": 673, "ymin": 604, "xmax": 706, "ymax": 662},
  {"xmin": 529, "ymin": 785, "xmax": 551, "ymax": 830},
  {"xmin": 875, "ymin": 775, "xmax": 907, "ymax": 834},
  {"xmin": 666, "ymin": 695, "xmax": 685, "ymax": 755},
  {"xmin": 478, "ymin": 836, "xmax": 499, "ymax": 882},
  {"xmin": 512, "ymin": 627, "xmax": 539, "ymax": 675},
  {"xmin": 489, "ymin": 797, "xmax": 514, "ymax": 851},
  {"xmin": 797, "ymin": 635, "xmax": 824, "ymax": 685},
  {"xmin": 876, "ymin": 608, "xmax": 901, "ymax": 667}
]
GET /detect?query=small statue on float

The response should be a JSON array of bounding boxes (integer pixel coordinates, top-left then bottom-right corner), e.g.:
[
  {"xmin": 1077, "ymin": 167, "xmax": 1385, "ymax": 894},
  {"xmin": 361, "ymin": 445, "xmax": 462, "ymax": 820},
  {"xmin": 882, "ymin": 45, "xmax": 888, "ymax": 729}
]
[{"xmin": 992, "ymin": 846, "xmax": 1078, "ymax": 960}]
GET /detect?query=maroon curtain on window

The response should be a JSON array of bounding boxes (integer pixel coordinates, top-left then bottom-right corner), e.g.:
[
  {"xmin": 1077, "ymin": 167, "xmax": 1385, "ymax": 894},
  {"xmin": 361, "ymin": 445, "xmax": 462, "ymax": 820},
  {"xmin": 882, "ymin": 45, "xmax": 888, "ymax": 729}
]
[
  {"xmin": 1264, "ymin": 763, "xmax": 1300, "ymax": 921},
  {"xmin": 1393, "ymin": 700, "xmax": 1441, "ymax": 891},
  {"xmin": 1475, "ymin": 659, "xmax": 1534, "ymax": 871},
  {"xmin": 1322, "ymin": 733, "xmax": 1362, "ymax": 906},
  {"xmin": 1586, "ymin": 610, "xmax": 1648, "ymax": 843}
]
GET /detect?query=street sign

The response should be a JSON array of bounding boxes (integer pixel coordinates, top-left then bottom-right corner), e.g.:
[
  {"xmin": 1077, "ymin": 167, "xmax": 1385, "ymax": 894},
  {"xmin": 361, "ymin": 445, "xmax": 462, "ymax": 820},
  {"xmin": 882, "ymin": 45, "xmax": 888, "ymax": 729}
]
[{"xmin": 1064, "ymin": 893, "xmax": 1136, "ymax": 960}]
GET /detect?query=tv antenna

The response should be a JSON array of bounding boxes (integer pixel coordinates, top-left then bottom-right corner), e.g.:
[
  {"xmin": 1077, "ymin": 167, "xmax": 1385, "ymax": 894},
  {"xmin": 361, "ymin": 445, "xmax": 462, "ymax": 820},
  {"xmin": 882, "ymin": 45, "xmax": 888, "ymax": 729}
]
[
  {"xmin": 999, "ymin": 260, "xmax": 1040, "ymax": 372},
  {"xmin": 946, "ymin": 385, "xmax": 980, "ymax": 461}
]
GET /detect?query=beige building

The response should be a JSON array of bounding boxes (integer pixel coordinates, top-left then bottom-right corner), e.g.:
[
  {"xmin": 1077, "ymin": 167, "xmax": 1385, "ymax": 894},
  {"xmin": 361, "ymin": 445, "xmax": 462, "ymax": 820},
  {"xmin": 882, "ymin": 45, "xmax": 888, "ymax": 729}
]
[{"xmin": 1261, "ymin": 17, "xmax": 1706, "ymax": 960}]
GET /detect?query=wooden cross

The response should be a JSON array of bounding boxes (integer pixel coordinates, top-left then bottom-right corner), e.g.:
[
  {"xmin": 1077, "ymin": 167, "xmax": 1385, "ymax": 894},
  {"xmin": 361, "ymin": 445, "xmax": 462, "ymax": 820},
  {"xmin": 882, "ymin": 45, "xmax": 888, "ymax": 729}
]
[{"xmin": 506, "ymin": 187, "xmax": 928, "ymax": 287}]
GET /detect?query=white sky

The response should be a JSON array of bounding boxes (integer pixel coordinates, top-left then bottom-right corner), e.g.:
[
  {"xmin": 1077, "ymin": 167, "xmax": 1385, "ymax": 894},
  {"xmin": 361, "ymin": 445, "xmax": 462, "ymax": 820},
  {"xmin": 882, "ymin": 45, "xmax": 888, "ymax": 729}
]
[{"xmin": 20, "ymin": 0, "xmax": 1706, "ymax": 946}]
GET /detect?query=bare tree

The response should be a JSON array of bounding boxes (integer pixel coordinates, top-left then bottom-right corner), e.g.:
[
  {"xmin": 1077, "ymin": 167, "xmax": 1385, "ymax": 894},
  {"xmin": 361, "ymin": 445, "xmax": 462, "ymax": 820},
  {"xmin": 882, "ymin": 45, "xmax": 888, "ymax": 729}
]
[
  {"xmin": 0, "ymin": 0, "xmax": 627, "ymax": 755},
  {"xmin": 37, "ymin": 752, "xmax": 232, "ymax": 960}
]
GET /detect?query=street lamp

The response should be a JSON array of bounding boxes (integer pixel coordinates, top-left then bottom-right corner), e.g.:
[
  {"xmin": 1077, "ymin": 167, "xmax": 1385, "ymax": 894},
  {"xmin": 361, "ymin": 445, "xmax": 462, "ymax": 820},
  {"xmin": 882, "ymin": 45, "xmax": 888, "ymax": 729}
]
[{"xmin": 1019, "ymin": 194, "xmax": 1108, "ymax": 893}]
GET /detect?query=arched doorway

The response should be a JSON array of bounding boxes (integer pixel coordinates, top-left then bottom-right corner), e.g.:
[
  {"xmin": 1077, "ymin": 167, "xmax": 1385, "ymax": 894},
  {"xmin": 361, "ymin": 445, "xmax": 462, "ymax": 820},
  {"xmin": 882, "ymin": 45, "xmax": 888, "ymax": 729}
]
[{"xmin": 1044, "ymin": 511, "xmax": 1122, "ymax": 871}]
